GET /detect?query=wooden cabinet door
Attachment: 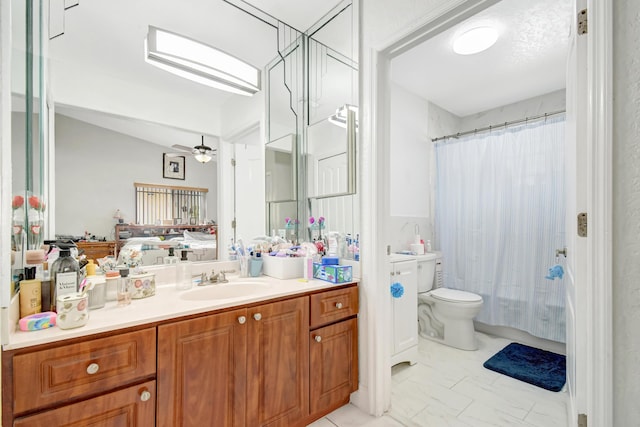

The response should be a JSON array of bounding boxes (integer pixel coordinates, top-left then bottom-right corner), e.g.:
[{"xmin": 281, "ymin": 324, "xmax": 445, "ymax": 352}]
[
  {"xmin": 246, "ymin": 297, "xmax": 309, "ymax": 427},
  {"xmin": 157, "ymin": 308, "xmax": 248, "ymax": 427},
  {"xmin": 309, "ymin": 318, "xmax": 359, "ymax": 416},
  {"xmin": 14, "ymin": 380, "xmax": 156, "ymax": 427}
]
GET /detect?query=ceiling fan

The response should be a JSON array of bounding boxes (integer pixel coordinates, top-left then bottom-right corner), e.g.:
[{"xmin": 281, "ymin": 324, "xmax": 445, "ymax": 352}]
[{"xmin": 166, "ymin": 136, "xmax": 216, "ymax": 163}]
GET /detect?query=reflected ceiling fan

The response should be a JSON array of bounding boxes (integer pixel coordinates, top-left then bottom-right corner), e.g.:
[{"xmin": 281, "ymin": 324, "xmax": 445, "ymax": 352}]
[{"xmin": 166, "ymin": 136, "xmax": 216, "ymax": 163}]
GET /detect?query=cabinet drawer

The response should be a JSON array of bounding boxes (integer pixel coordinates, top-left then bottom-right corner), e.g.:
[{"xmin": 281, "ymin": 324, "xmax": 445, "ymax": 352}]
[
  {"xmin": 14, "ymin": 380, "xmax": 156, "ymax": 427},
  {"xmin": 310, "ymin": 286, "xmax": 358, "ymax": 328},
  {"xmin": 13, "ymin": 328, "xmax": 156, "ymax": 415}
]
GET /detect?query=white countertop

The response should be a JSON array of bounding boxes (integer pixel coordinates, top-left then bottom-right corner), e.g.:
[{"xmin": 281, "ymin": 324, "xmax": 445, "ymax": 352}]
[{"xmin": 5, "ymin": 275, "xmax": 356, "ymax": 350}]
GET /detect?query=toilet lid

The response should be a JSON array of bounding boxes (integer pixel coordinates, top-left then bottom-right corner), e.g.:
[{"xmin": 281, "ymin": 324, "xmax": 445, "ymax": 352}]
[{"xmin": 430, "ymin": 288, "xmax": 482, "ymax": 303}]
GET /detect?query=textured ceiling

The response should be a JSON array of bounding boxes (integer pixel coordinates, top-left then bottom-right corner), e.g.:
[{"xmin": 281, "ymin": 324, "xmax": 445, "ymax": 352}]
[{"xmin": 391, "ymin": 0, "xmax": 573, "ymax": 117}]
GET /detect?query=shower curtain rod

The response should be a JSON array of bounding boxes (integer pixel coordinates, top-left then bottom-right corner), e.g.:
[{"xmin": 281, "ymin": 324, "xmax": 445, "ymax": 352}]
[{"xmin": 431, "ymin": 109, "xmax": 566, "ymax": 143}]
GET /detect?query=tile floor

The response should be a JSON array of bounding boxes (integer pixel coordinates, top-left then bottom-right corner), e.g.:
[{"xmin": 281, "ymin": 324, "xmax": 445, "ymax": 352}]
[{"xmin": 308, "ymin": 333, "xmax": 568, "ymax": 427}]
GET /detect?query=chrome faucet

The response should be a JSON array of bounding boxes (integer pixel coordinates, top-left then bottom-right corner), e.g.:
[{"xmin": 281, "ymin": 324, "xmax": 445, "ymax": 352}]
[{"xmin": 208, "ymin": 270, "xmax": 228, "ymax": 284}]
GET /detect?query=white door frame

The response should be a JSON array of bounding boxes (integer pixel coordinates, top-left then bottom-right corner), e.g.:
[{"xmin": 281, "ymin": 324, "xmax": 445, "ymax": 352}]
[{"xmin": 358, "ymin": 0, "xmax": 612, "ymax": 423}]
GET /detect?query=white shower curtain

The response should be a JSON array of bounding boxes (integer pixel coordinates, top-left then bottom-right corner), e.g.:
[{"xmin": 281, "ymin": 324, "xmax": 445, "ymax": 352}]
[{"xmin": 435, "ymin": 115, "xmax": 566, "ymax": 343}]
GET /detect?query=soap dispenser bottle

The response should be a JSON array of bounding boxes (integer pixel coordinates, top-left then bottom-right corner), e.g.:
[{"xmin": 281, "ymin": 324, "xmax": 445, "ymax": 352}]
[
  {"xmin": 50, "ymin": 245, "xmax": 80, "ymax": 312},
  {"xmin": 176, "ymin": 250, "xmax": 193, "ymax": 290},
  {"xmin": 163, "ymin": 247, "xmax": 179, "ymax": 264}
]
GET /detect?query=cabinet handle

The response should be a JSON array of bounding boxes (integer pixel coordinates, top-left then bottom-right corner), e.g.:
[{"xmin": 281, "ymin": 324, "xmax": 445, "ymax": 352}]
[
  {"xmin": 238, "ymin": 316, "xmax": 246, "ymax": 324},
  {"xmin": 335, "ymin": 302, "xmax": 343, "ymax": 309},
  {"xmin": 253, "ymin": 313, "xmax": 262, "ymax": 321},
  {"xmin": 140, "ymin": 389, "xmax": 151, "ymax": 402},
  {"xmin": 86, "ymin": 363, "xmax": 100, "ymax": 375},
  {"xmin": 315, "ymin": 335, "xmax": 322, "ymax": 343}
]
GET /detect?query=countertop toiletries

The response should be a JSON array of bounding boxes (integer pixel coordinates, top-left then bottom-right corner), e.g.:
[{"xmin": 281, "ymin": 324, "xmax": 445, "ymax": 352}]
[
  {"xmin": 163, "ymin": 247, "xmax": 179, "ymax": 264},
  {"xmin": 117, "ymin": 268, "xmax": 132, "ymax": 306},
  {"xmin": 19, "ymin": 267, "xmax": 41, "ymax": 317},
  {"xmin": 105, "ymin": 270, "xmax": 120, "ymax": 302},
  {"xmin": 176, "ymin": 250, "xmax": 193, "ymax": 290},
  {"xmin": 25, "ymin": 249, "xmax": 45, "ymax": 279},
  {"xmin": 86, "ymin": 259, "xmax": 96, "ymax": 276},
  {"xmin": 57, "ymin": 292, "xmax": 89, "ymax": 329},
  {"xmin": 426, "ymin": 240, "xmax": 432, "ymax": 252},
  {"xmin": 303, "ymin": 254, "xmax": 313, "ymax": 280},
  {"xmin": 18, "ymin": 311, "xmax": 56, "ymax": 331},
  {"xmin": 50, "ymin": 246, "xmax": 80, "ymax": 312},
  {"xmin": 86, "ymin": 275, "xmax": 107, "ymax": 309}
]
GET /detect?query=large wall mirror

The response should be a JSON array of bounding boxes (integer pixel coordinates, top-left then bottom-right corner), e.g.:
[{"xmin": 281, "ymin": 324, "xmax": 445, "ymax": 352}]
[
  {"xmin": 304, "ymin": 4, "xmax": 359, "ymax": 239},
  {"xmin": 265, "ymin": 31, "xmax": 304, "ymax": 237},
  {"xmin": 8, "ymin": 1, "xmax": 283, "ymax": 260},
  {"xmin": 264, "ymin": 2, "xmax": 359, "ymax": 241},
  {"xmin": 9, "ymin": 0, "xmax": 52, "ymax": 304}
]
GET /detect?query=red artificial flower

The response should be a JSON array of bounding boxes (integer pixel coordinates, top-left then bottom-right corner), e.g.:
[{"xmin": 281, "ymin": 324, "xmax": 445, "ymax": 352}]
[
  {"xmin": 12, "ymin": 195, "xmax": 24, "ymax": 209},
  {"xmin": 28, "ymin": 195, "xmax": 44, "ymax": 211}
]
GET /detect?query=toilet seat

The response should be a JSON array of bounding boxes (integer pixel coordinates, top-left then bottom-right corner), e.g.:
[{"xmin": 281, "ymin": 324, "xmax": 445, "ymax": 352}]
[{"xmin": 430, "ymin": 288, "xmax": 482, "ymax": 303}]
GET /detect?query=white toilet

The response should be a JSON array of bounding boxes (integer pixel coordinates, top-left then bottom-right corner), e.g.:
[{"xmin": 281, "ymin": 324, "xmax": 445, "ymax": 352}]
[{"xmin": 416, "ymin": 253, "xmax": 483, "ymax": 350}]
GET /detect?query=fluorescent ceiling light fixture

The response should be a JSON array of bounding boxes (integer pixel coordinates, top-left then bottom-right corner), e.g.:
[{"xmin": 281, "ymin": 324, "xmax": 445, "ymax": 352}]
[
  {"xmin": 145, "ymin": 26, "xmax": 261, "ymax": 96},
  {"xmin": 328, "ymin": 104, "xmax": 359, "ymax": 130},
  {"xmin": 453, "ymin": 26, "xmax": 498, "ymax": 55}
]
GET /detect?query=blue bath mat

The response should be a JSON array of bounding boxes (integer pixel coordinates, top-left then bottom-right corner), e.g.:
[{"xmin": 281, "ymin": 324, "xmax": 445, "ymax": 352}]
[{"xmin": 483, "ymin": 343, "xmax": 566, "ymax": 392}]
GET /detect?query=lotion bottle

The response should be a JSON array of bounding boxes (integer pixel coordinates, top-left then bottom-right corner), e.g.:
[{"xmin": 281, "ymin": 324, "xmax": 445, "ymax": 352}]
[{"xmin": 19, "ymin": 267, "xmax": 41, "ymax": 317}]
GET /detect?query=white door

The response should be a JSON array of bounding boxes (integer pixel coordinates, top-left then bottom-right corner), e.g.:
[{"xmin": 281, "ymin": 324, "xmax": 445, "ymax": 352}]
[
  {"xmin": 564, "ymin": 1, "xmax": 588, "ymax": 424},
  {"xmin": 390, "ymin": 259, "xmax": 418, "ymax": 364}
]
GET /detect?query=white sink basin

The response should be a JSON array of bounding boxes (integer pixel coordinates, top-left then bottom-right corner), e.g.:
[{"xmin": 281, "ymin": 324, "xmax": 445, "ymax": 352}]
[{"xmin": 181, "ymin": 282, "xmax": 271, "ymax": 301}]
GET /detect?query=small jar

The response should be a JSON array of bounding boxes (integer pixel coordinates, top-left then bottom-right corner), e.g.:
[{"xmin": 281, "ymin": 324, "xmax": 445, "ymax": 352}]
[
  {"xmin": 105, "ymin": 271, "xmax": 120, "ymax": 302},
  {"xmin": 57, "ymin": 293, "xmax": 89, "ymax": 329},
  {"xmin": 86, "ymin": 275, "xmax": 107, "ymax": 309}
]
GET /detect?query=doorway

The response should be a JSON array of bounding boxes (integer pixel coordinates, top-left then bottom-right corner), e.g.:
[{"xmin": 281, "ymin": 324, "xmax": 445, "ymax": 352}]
[{"xmin": 382, "ymin": 0, "xmax": 577, "ymax": 425}]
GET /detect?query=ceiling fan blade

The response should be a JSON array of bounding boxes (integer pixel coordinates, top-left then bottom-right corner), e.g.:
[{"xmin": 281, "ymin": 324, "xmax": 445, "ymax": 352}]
[
  {"xmin": 165, "ymin": 152, "xmax": 186, "ymax": 157},
  {"xmin": 171, "ymin": 144, "xmax": 194, "ymax": 152}
]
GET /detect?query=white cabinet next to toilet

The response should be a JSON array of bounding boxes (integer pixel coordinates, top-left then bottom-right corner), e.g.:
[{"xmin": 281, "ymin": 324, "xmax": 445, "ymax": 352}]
[{"xmin": 390, "ymin": 257, "xmax": 418, "ymax": 366}]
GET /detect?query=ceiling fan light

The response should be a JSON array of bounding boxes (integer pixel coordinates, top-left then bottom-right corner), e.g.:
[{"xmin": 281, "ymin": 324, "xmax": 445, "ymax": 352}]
[
  {"xmin": 145, "ymin": 26, "xmax": 261, "ymax": 96},
  {"xmin": 453, "ymin": 26, "xmax": 498, "ymax": 55},
  {"xmin": 194, "ymin": 152, "xmax": 212, "ymax": 163}
]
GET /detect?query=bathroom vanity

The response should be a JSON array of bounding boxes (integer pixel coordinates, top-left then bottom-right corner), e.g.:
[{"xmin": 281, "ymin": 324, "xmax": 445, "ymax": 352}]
[{"xmin": 1, "ymin": 275, "xmax": 358, "ymax": 427}]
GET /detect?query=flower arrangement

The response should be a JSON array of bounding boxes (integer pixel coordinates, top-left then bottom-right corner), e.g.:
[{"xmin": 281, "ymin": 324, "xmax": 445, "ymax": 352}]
[
  {"xmin": 12, "ymin": 193, "xmax": 46, "ymax": 251},
  {"xmin": 28, "ymin": 195, "xmax": 45, "ymax": 211},
  {"xmin": 309, "ymin": 216, "xmax": 326, "ymax": 238},
  {"xmin": 284, "ymin": 217, "xmax": 299, "ymax": 229},
  {"xmin": 12, "ymin": 195, "xmax": 24, "ymax": 210}
]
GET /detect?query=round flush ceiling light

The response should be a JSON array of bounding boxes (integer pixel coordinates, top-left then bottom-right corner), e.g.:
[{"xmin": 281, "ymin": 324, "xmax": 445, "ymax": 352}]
[{"xmin": 453, "ymin": 26, "xmax": 498, "ymax": 55}]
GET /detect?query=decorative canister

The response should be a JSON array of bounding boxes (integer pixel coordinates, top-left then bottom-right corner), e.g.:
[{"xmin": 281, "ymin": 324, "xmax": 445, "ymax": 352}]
[
  {"xmin": 86, "ymin": 275, "xmax": 107, "ymax": 309},
  {"xmin": 56, "ymin": 293, "xmax": 89, "ymax": 329},
  {"xmin": 130, "ymin": 272, "xmax": 156, "ymax": 299}
]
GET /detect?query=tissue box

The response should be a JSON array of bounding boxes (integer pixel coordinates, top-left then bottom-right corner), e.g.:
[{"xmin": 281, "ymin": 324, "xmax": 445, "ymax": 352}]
[
  {"xmin": 313, "ymin": 263, "xmax": 353, "ymax": 284},
  {"xmin": 263, "ymin": 256, "xmax": 304, "ymax": 279}
]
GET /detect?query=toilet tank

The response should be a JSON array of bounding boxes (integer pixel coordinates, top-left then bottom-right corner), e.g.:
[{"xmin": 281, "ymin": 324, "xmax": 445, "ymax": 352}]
[{"xmin": 416, "ymin": 253, "xmax": 439, "ymax": 293}]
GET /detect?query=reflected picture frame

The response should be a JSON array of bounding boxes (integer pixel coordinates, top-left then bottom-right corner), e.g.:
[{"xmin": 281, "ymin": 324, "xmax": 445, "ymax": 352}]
[{"xmin": 163, "ymin": 154, "xmax": 185, "ymax": 180}]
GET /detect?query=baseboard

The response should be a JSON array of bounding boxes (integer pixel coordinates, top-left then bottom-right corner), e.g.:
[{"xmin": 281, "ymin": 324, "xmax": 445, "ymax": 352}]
[{"xmin": 474, "ymin": 321, "xmax": 565, "ymax": 355}]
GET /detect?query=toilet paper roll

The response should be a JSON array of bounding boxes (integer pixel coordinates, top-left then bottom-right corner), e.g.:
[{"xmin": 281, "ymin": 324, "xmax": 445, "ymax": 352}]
[{"xmin": 410, "ymin": 243, "xmax": 425, "ymax": 255}]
